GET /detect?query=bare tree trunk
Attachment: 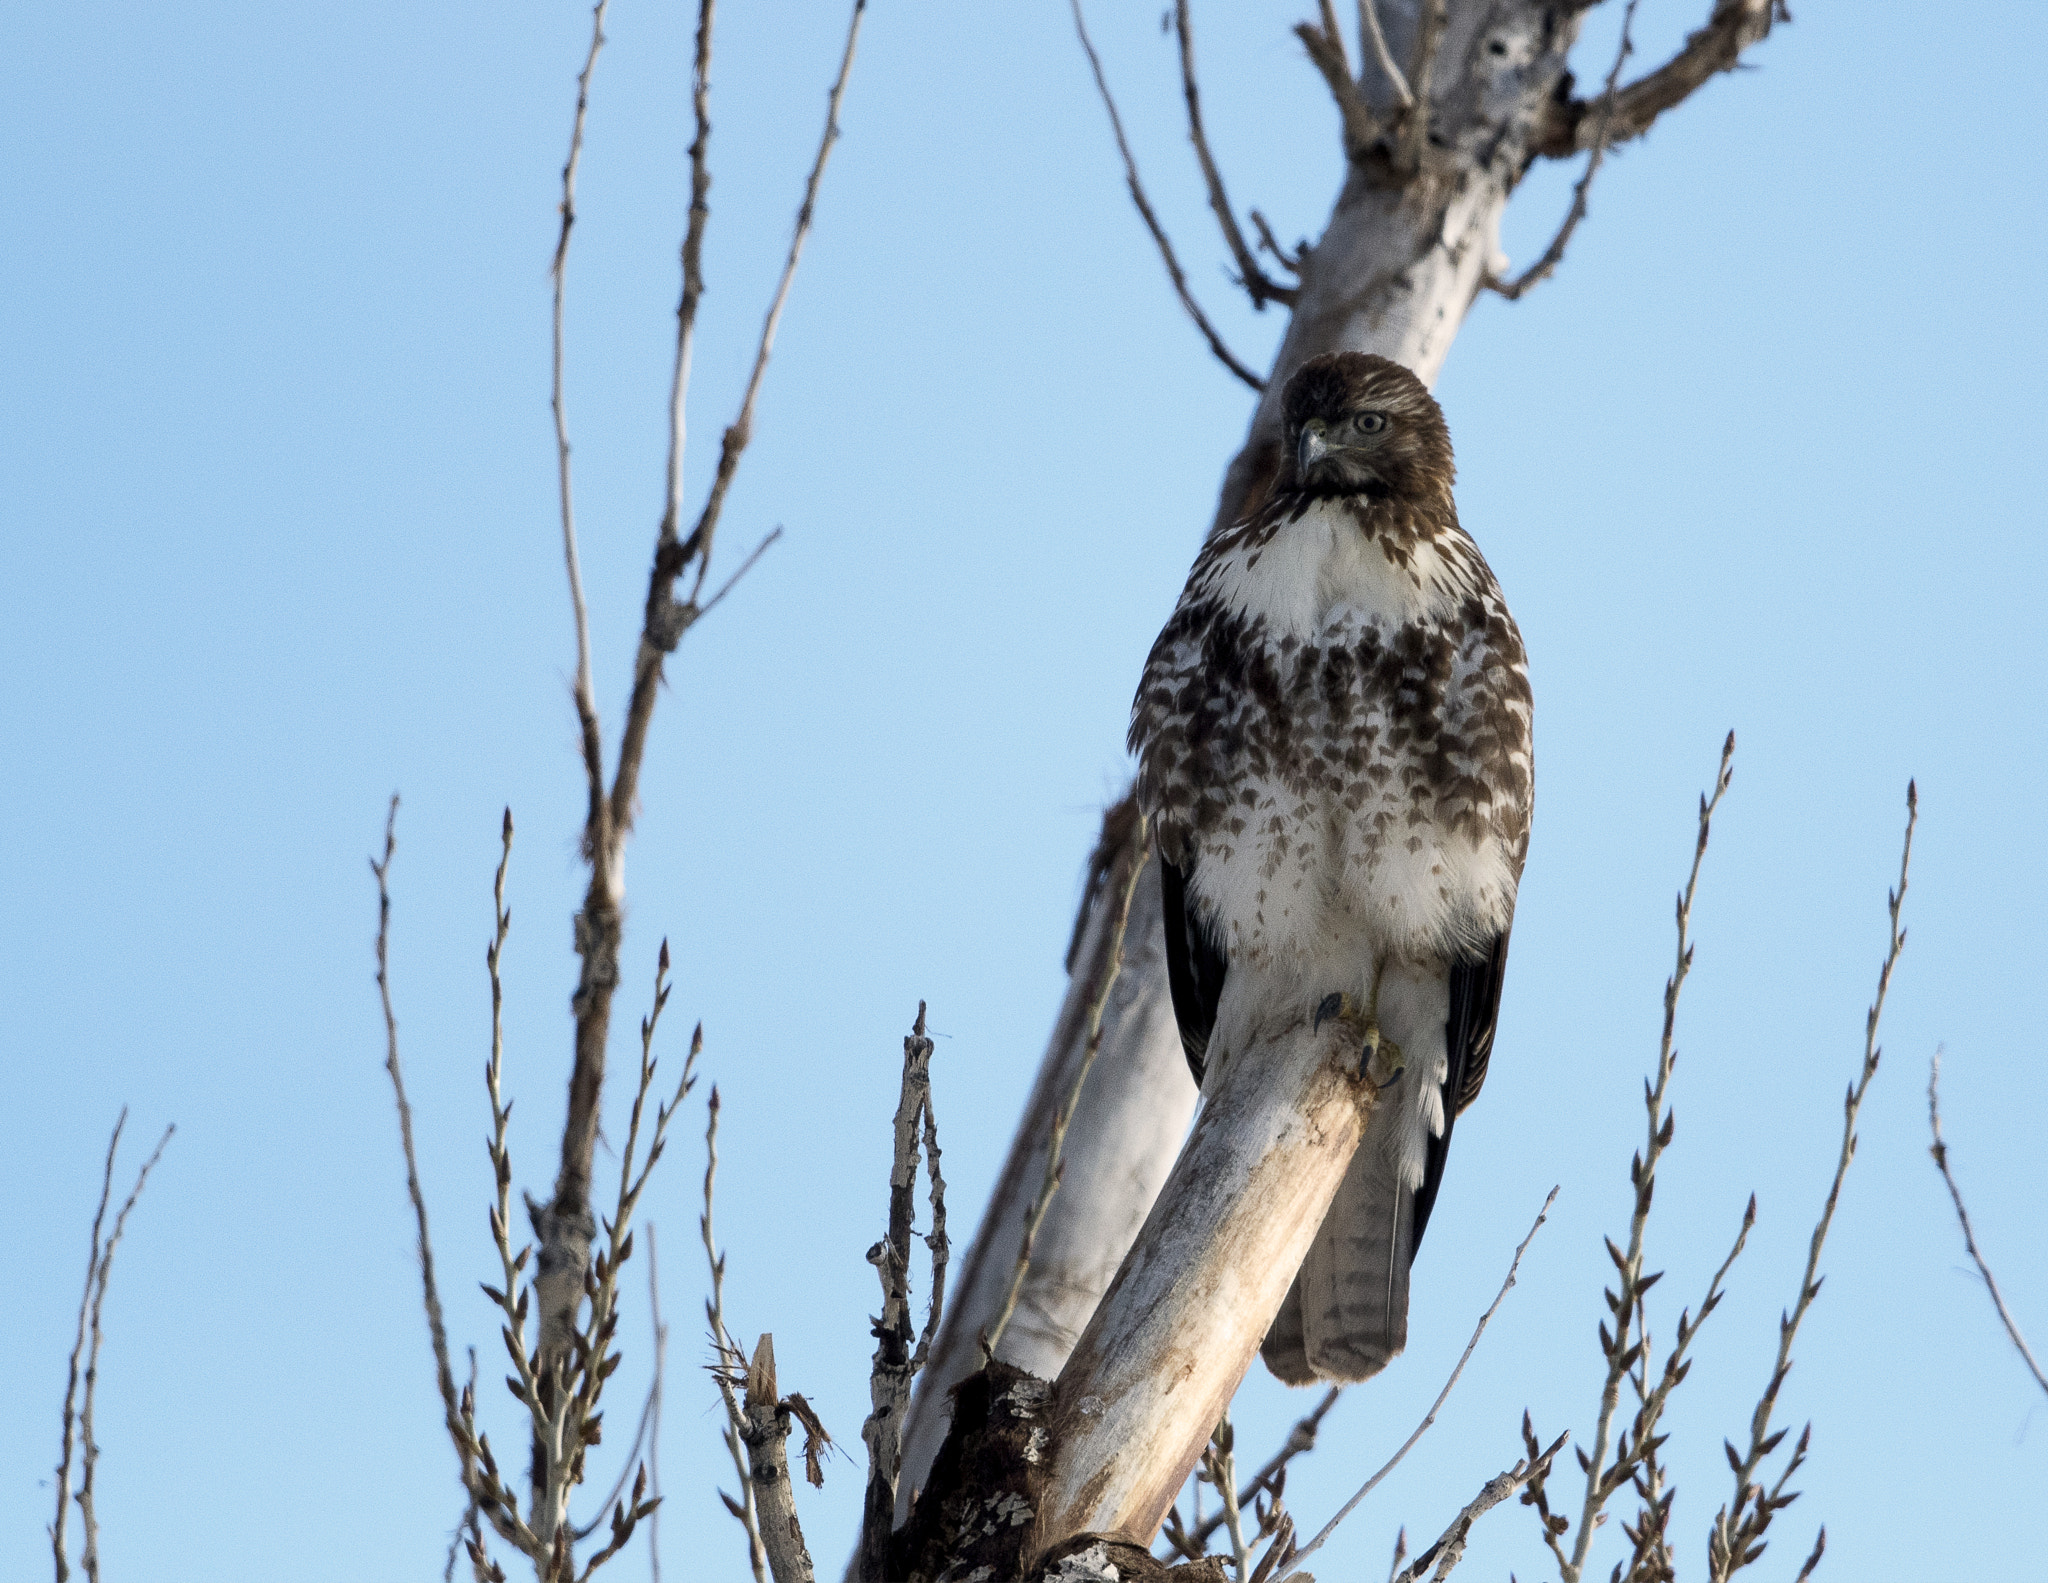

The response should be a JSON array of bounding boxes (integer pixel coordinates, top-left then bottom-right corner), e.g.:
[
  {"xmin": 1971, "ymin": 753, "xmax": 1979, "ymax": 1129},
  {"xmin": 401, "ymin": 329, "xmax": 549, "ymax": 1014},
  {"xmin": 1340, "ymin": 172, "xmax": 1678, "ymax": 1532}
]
[{"xmin": 900, "ymin": 0, "xmax": 1778, "ymax": 1522}]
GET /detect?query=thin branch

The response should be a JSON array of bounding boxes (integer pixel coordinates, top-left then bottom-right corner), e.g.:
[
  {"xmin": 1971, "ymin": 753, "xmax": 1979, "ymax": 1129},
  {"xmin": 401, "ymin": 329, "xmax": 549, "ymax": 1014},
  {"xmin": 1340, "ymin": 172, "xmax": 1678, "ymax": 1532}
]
[
  {"xmin": 678, "ymin": 0, "xmax": 868, "ymax": 602},
  {"xmin": 1561, "ymin": 732, "xmax": 1735, "ymax": 1583},
  {"xmin": 1393, "ymin": 1435, "xmax": 1569, "ymax": 1583},
  {"xmin": 647, "ymin": 1223, "xmax": 668, "ymax": 1582},
  {"xmin": 1535, "ymin": 0, "xmax": 1781, "ymax": 160},
  {"xmin": 447, "ymin": 1351, "xmax": 483, "ymax": 1583},
  {"xmin": 1396, "ymin": 0, "xmax": 1447, "ymax": 175},
  {"xmin": 659, "ymin": 0, "xmax": 717, "ymax": 546},
  {"xmin": 1174, "ymin": 0, "xmax": 1296, "ymax": 309},
  {"xmin": 553, "ymin": 0, "xmax": 610, "ymax": 837},
  {"xmin": 52, "ymin": 1108, "xmax": 125, "ymax": 1583},
  {"xmin": 1188, "ymin": 1388, "xmax": 1344, "ymax": 1553},
  {"xmin": 1357, "ymin": 0, "xmax": 1412, "ymax": 108},
  {"xmin": 1248, "ymin": 210, "xmax": 1307, "ymax": 276},
  {"xmin": 75, "ymin": 1118, "xmax": 173, "ymax": 1583},
  {"xmin": 703, "ymin": 1089, "xmax": 769, "ymax": 1583},
  {"xmin": 1070, "ymin": 0, "xmax": 1266, "ymax": 393},
  {"xmin": 1278, "ymin": 1185, "xmax": 1560, "ymax": 1580},
  {"xmin": 1294, "ymin": 2, "xmax": 1377, "ymax": 163},
  {"xmin": 912, "ymin": 1053, "xmax": 951, "ymax": 1374},
  {"xmin": 1709, "ymin": 781, "xmax": 1918, "ymax": 1582},
  {"xmin": 1204, "ymin": 1415, "xmax": 1250, "ymax": 1582},
  {"xmin": 373, "ymin": 796, "xmax": 477, "ymax": 1520},
  {"xmin": 986, "ymin": 815, "xmax": 1150, "ymax": 1356},
  {"xmin": 1487, "ymin": 0, "xmax": 1639, "ymax": 302},
  {"xmin": 1928, "ymin": 1052, "xmax": 2047, "ymax": 1396},
  {"xmin": 857, "ymin": 1003, "xmax": 939, "ymax": 1581},
  {"xmin": 693, "ymin": 526, "xmax": 784, "ymax": 628}
]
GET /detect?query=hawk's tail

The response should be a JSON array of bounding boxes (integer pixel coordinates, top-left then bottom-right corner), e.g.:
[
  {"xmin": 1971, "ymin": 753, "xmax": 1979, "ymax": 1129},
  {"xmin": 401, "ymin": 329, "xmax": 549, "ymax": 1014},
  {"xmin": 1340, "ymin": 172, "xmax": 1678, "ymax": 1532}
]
[{"xmin": 1261, "ymin": 1138, "xmax": 1415, "ymax": 1384}]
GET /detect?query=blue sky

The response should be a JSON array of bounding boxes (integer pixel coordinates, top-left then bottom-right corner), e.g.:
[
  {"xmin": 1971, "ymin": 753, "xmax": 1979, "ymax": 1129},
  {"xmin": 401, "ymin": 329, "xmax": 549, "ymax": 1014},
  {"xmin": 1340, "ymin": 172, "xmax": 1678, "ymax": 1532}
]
[{"xmin": 5, "ymin": 2, "xmax": 2044, "ymax": 1579}]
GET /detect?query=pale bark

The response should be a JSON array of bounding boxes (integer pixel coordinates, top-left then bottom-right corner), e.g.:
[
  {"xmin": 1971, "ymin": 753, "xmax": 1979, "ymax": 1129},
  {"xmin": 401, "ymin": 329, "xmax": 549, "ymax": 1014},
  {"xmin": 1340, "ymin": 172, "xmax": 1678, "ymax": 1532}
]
[{"xmin": 1030, "ymin": 1013, "xmax": 1379, "ymax": 1551}]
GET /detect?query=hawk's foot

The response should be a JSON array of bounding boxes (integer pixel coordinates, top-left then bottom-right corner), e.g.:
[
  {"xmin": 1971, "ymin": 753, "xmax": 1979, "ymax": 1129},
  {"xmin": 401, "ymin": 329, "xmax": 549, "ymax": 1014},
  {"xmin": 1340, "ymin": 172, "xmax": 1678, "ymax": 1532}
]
[{"xmin": 1312, "ymin": 992, "xmax": 1405, "ymax": 1089}]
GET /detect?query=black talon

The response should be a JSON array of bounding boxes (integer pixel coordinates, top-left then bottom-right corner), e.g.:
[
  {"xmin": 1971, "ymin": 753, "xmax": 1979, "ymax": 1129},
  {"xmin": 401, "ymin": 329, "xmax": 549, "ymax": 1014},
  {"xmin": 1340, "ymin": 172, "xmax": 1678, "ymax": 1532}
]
[{"xmin": 1313, "ymin": 992, "xmax": 1345, "ymax": 1032}]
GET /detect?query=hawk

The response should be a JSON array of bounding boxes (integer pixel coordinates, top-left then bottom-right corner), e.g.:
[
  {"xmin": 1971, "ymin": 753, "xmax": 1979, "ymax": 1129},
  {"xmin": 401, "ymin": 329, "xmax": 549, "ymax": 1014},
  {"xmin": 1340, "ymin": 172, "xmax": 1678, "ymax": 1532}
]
[{"xmin": 1129, "ymin": 352, "xmax": 1532, "ymax": 1384}]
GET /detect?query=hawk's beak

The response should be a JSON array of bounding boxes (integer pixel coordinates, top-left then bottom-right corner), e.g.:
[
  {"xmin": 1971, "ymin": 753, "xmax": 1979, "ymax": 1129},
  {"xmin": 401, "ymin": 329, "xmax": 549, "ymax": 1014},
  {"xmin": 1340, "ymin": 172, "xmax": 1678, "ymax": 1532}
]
[{"xmin": 1298, "ymin": 426, "xmax": 1329, "ymax": 476}]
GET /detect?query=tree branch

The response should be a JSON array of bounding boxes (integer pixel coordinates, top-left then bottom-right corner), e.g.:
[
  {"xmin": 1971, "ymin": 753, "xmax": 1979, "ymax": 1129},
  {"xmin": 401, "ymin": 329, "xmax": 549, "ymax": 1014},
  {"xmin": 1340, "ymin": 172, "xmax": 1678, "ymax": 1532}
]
[
  {"xmin": 1395, "ymin": 0, "xmax": 1447, "ymax": 175},
  {"xmin": 857, "ymin": 1005, "xmax": 939, "ymax": 1580},
  {"xmin": 1293, "ymin": 2, "xmax": 1377, "ymax": 164},
  {"xmin": 1928, "ymin": 1053, "xmax": 2047, "ymax": 1397},
  {"xmin": 1070, "ymin": 0, "xmax": 1266, "ymax": 392},
  {"xmin": 1172, "ymin": 1, "xmax": 1295, "ymax": 309},
  {"xmin": 704, "ymin": 1087, "xmax": 772, "ymax": 1583},
  {"xmin": 1487, "ymin": 0, "xmax": 1639, "ymax": 302},
  {"xmin": 1708, "ymin": 781, "xmax": 1918, "ymax": 1582},
  {"xmin": 1392, "ymin": 1435, "xmax": 1569, "ymax": 1583},
  {"xmin": 1535, "ymin": 0, "xmax": 1781, "ymax": 160},
  {"xmin": 1356, "ymin": 0, "xmax": 1412, "ymax": 109},
  {"xmin": 52, "ymin": 1109, "xmax": 124, "ymax": 1583}
]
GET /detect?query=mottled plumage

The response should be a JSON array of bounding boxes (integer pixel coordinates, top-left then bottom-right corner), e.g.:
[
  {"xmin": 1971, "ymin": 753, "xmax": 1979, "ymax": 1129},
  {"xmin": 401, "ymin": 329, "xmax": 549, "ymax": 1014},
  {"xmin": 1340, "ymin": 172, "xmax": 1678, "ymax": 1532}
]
[{"xmin": 1129, "ymin": 352, "xmax": 1532, "ymax": 1384}]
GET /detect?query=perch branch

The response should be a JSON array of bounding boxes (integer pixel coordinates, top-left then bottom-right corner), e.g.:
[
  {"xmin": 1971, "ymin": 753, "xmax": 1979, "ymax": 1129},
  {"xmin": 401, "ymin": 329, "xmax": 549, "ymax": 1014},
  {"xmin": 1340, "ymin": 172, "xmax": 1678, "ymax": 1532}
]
[
  {"xmin": 1071, "ymin": 0, "xmax": 1266, "ymax": 392},
  {"xmin": 1277, "ymin": 1186, "xmax": 1558, "ymax": 1579},
  {"xmin": 1928, "ymin": 1053, "xmax": 2047, "ymax": 1396},
  {"xmin": 1708, "ymin": 781, "xmax": 1917, "ymax": 1582}
]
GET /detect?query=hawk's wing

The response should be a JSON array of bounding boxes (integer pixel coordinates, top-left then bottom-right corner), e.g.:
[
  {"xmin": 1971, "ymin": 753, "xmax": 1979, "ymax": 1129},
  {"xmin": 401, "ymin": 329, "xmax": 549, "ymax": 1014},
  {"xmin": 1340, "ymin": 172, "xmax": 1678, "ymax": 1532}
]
[
  {"xmin": 1159, "ymin": 856, "xmax": 1226, "ymax": 1089},
  {"xmin": 1412, "ymin": 928, "xmax": 1510, "ymax": 1253}
]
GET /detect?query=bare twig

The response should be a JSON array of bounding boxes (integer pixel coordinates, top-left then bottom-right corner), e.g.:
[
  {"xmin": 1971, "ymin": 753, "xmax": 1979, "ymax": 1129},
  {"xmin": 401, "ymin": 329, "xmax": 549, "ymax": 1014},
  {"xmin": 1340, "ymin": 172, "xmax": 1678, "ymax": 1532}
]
[
  {"xmin": 857, "ymin": 1004, "xmax": 939, "ymax": 1581},
  {"xmin": 447, "ymin": 1351, "xmax": 483, "ymax": 1583},
  {"xmin": 75, "ymin": 1118, "xmax": 173, "ymax": 1583},
  {"xmin": 1535, "ymin": 0, "xmax": 1780, "ymax": 160},
  {"xmin": 52, "ymin": 1109, "xmax": 124, "ymax": 1583},
  {"xmin": 1392, "ymin": 1435, "xmax": 1568, "ymax": 1583},
  {"xmin": 1277, "ymin": 1186, "xmax": 1560, "ymax": 1580},
  {"xmin": 1385, "ymin": 1527, "xmax": 1408, "ymax": 1583},
  {"xmin": 1187, "ymin": 1388, "xmax": 1344, "ymax": 1554},
  {"xmin": 1248, "ymin": 210, "xmax": 1307, "ymax": 276},
  {"xmin": 1294, "ymin": 2, "xmax": 1377, "ymax": 162},
  {"xmin": 1174, "ymin": 0, "xmax": 1296, "ymax": 308},
  {"xmin": 677, "ymin": 0, "xmax": 867, "ymax": 601},
  {"xmin": 659, "ymin": 0, "xmax": 716, "ymax": 546},
  {"xmin": 912, "ymin": 1058, "xmax": 950, "ymax": 1373},
  {"xmin": 1558, "ymin": 732, "xmax": 1735, "ymax": 1583},
  {"xmin": 1356, "ymin": 0, "xmax": 1412, "ymax": 108},
  {"xmin": 1070, "ymin": 0, "xmax": 1266, "ymax": 392},
  {"xmin": 647, "ymin": 1224, "xmax": 668, "ymax": 1581},
  {"xmin": 1929, "ymin": 1053, "xmax": 2046, "ymax": 1396},
  {"xmin": 372, "ymin": 796, "xmax": 477, "ymax": 1521},
  {"xmin": 704, "ymin": 1089, "xmax": 770, "ymax": 1583},
  {"xmin": 1396, "ymin": 0, "xmax": 1446, "ymax": 174},
  {"xmin": 1708, "ymin": 783, "xmax": 1918, "ymax": 1581},
  {"xmin": 1204, "ymin": 1415, "xmax": 1250, "ymax": 1581},
  {"xmin": 552, "ymin": 0, "xmax": 609, "ymax": 837},
  {"xmin": 1488, "ymin": 0, "xmax": 1639, "ymax": 301},
  {"xmin": 986, "ymin": 815, "xmax": 1150, "ymax": 1355}
]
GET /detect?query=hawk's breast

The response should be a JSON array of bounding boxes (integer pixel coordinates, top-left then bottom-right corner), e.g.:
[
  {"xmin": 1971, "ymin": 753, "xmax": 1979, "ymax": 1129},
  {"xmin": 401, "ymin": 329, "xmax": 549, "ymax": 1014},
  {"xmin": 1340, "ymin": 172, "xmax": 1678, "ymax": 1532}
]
[{"xmin": 1133, "ymin": 498, "xmax": 1531, "ymax": 973}]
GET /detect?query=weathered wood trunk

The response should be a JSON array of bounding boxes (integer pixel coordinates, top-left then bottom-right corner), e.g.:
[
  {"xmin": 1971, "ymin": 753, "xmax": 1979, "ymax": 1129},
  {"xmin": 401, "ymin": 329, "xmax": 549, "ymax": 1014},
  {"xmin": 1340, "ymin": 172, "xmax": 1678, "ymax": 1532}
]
[
  {"xmin": 893, "ymin": 0, "xmax": 1778, "ymax": 1557},
  {"xmin": 1029, "ymin": 1011, "xmax": 1380, "ymax": 1555}
]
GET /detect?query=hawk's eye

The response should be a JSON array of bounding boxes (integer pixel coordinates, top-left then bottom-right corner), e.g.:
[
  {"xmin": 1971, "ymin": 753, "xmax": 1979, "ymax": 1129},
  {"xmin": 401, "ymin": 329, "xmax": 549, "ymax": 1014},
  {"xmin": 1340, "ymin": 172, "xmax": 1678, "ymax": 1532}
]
[{"xmin": 1355, "ymin": 412, "xmax": 1388, "ymax": 435}]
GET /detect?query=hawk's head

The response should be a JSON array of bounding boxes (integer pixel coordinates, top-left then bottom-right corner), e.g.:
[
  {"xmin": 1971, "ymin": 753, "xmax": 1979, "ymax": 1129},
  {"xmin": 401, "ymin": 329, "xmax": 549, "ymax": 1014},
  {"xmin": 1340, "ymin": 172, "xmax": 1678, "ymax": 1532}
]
[{"xmin": 1280, "ymin": 352, "xmax": 1453, "ymax": 504}]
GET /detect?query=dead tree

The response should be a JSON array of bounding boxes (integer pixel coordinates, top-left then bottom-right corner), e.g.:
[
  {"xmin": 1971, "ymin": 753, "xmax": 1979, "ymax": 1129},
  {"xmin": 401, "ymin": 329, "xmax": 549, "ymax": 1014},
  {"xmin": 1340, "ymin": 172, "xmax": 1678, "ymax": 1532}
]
[{"xmin": 901, "ymin": 0, "xmax": 1786, "ymax": 1511}]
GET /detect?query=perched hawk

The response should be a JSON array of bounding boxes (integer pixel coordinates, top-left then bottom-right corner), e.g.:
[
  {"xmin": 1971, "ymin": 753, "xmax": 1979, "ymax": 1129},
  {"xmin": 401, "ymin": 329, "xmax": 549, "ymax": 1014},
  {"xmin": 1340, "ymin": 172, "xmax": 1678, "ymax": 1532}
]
[{"xmin": 1129, "ymin": 352, "xmax": 1532, "ymax": 1385}]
